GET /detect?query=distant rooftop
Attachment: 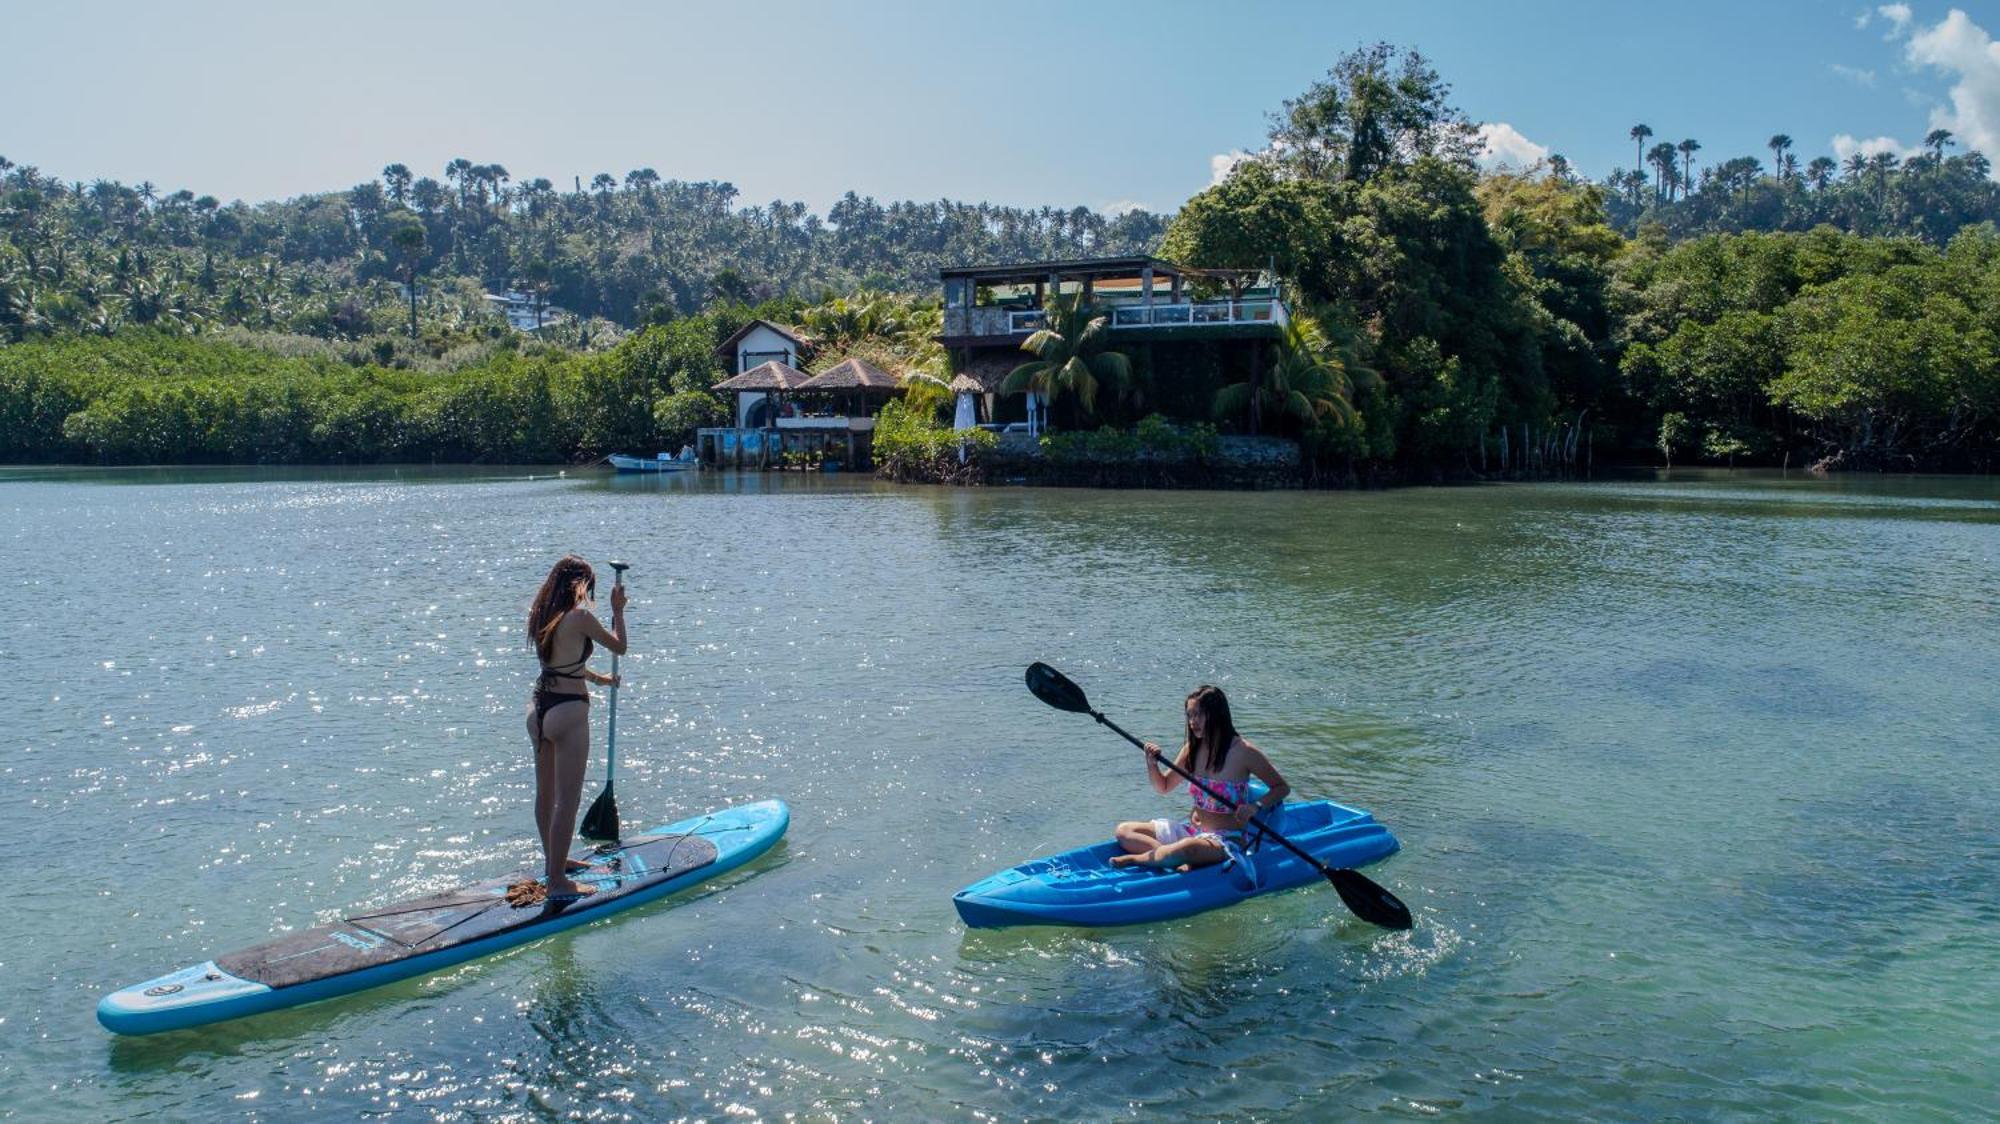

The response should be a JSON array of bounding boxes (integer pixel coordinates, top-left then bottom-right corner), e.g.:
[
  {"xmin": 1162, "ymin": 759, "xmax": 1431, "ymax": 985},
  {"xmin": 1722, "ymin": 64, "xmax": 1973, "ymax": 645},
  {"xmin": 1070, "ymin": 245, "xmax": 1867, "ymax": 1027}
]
[{"xmin": 939, "ymin": 256, "xmax": 1263, "ymax": 285}]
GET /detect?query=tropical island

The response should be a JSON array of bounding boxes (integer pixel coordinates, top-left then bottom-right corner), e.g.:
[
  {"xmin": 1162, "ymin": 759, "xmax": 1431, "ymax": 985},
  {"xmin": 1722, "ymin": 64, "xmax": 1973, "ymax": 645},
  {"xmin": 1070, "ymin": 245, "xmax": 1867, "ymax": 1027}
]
[{"xmin": 4, "ymin": 44, "xmax": 1997, "ymax": 483}]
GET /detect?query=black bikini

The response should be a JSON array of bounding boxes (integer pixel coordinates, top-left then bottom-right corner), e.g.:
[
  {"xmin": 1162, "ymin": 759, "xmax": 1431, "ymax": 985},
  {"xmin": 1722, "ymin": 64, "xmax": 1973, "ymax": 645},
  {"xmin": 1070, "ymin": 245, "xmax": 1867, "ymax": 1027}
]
[{"xmin": 532, "ymin": 635, "xmax": 593, "ymax": 724}]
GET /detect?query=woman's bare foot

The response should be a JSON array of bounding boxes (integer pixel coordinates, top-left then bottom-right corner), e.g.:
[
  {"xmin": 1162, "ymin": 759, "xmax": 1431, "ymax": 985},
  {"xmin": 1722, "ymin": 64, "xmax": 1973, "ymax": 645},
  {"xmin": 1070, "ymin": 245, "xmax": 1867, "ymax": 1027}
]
[
  {"xmin": 545, "ymin": 878, "xmax": 598, "ymax": 900},
  {"xmin": 564, "ymin": 858, "xmax": 597, "ymax": 875},
  {"xmin": 1109, "ymin": 851, "xmax": 1154, "ymax": 868}
]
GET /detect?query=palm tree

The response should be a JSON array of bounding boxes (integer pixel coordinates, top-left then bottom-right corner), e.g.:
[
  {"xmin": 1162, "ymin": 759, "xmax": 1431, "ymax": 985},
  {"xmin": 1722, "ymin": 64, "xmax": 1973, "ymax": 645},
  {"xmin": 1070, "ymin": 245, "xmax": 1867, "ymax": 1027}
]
[
  {"xmin": 1805, "ymin": 156, "xmax": 1837, "ymax": 190},
  {"xmin": 1867, "ymin": 151, "xmax": 1897, "ymax": 204},
  {"xmin": 1842, "ymin": 152, "xmax": 1867, "ymax": 180},
  {"xmin": 410, "ymin": 177, "xmax": 444, "ymax": 216},
  {"xmin": 1648, "ymin": 142, "xmax": 1678, "ymax": 203},
  {"xmin": 1677, "ymin": 139, "xmax": 1702, "ymax": 197},
  {"xmin": 1768, "ymin": 135, "xmax": 1793, "ymax": 179},
  {"xmin": 444, "ymin": 158, "xmax": 473, "ymax": 207},
  {"xmin": 1629, "ymin": 124, "xmax": 1653, "ymax": 202},
  {"xmin": 390, "ymin": 220, "xmax": 427, "ymax": 337},
  {"xmin": 999, "ymin": 293, "xmax": 1131, "ymax": 426},
  {"xmin": 382, "ymin": 163, "xmax": 412, "ymax": 207},
  {"xmin": 1215, "ymin": 313, "xmax": 1376, "ymax": 435}
]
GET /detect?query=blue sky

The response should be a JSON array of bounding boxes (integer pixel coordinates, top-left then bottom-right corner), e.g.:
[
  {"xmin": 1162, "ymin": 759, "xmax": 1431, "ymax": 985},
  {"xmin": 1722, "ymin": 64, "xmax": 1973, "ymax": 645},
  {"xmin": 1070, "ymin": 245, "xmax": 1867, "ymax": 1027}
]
[{"xmin": 5, "ymin": 1, "xmax": 1995, "ymax": 213}]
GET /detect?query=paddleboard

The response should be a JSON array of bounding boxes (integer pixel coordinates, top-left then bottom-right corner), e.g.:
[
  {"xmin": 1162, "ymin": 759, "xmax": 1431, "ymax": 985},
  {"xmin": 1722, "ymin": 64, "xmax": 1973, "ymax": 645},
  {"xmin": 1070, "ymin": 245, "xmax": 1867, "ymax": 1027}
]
[{"xmin": 99, "ymin": 799, "xmax": 788, "ymax": 1035}]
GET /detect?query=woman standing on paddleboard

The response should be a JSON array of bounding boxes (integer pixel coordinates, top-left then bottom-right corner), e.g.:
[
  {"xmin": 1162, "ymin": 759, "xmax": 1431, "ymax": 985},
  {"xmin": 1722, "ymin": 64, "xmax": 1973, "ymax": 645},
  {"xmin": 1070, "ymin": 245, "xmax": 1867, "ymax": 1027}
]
[
  {"xmin": 1111, "ymin": 685, "xmax": 1290, "ymax": 871},
  {"xmin": 526, "ymin": 555, "xmax": 626, "ymax": 900}
]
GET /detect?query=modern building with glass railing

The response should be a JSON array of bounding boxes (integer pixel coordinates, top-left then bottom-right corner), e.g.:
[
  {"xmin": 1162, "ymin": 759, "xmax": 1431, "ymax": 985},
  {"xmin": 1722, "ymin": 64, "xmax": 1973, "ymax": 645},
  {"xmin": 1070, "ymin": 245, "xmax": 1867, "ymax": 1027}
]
[
  {"xmin": 938, "ymin": 256, "xmax": 1288, "ymax": 434},
  {"xmin": 940, "ymin": 256, "xmax": 1286, "ymax": 341}
]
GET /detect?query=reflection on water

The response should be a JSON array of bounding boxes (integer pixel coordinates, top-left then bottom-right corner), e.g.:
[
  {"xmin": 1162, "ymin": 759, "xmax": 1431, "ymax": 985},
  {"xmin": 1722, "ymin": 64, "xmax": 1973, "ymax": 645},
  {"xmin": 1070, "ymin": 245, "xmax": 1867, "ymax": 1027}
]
[{"xmin": 4, "ymin": 466, "xmax": 1997, "ymax": 1118}]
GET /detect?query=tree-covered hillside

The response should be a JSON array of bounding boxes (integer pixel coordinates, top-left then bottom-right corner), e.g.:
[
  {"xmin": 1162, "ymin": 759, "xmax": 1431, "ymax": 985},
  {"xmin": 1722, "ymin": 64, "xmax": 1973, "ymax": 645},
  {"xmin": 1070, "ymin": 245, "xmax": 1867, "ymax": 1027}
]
[{"xmin": 0, "ymin": 152, "xmax": 1166, "ymax": 343}]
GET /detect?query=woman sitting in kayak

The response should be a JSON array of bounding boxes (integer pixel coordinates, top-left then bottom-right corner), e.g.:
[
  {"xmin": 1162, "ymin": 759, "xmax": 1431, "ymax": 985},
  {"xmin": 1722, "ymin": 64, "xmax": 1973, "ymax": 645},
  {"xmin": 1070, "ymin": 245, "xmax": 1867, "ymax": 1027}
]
[
  {"xmin": 1111, "ymin": 685, "xmax": 1290, "ymax": 871},
  {"xmin": 525, "ymin": 555, "xmax": 626, "ymax": 901}
]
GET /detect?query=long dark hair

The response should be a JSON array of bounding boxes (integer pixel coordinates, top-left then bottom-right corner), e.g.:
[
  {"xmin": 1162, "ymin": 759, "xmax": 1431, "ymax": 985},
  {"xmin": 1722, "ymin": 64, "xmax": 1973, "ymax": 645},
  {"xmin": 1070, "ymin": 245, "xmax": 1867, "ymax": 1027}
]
[
  {"xmin": 528, "ymin": 554, "xmax": 595, "ymax": 662},
  {"xmin": 1183, "ymin": 685, "xmax": 1240, "ymax": 774}
]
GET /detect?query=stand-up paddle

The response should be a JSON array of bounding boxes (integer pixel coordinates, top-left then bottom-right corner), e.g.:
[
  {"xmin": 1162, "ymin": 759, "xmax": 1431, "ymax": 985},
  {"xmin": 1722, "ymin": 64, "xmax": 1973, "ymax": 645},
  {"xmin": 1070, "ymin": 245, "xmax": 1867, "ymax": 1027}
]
[
  {"xmin": 580, "ymin": 560, "xmax": 629, "ymax": 841},
  {"xmin": 1023, "ymin": 662, "xmax": 1413, "ymax": 931}
]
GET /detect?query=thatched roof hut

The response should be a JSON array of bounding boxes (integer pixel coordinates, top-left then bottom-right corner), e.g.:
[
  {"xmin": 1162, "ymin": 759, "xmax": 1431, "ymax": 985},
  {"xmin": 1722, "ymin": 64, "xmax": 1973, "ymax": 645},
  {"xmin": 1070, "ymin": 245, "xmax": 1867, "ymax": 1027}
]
[
  {"xmin": 798, "ymin": 357, "xmax": 901, "ymax": 392},
  {"xmin": 713, "ymin": 360, "xmax": 812, "ymax": 392}
]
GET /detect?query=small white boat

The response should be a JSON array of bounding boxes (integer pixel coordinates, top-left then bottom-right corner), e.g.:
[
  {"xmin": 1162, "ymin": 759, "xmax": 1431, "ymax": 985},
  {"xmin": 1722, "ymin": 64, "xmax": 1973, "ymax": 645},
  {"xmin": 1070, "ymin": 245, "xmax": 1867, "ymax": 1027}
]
[{"xmin": 607, "ymin": 452, "xmax": 696, "ymax": 473}]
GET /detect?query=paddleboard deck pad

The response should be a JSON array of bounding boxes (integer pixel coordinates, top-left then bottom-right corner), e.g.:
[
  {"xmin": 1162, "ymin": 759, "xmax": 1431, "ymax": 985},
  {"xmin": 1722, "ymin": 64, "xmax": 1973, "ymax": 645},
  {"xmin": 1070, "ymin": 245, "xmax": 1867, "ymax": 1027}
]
[
  {"xmin": 953, "ymin": 798, "xmax": 1398, "ymax": 929},
  {"xmin": 99, "ymin": 799, "xmax": 788, "ymax": 1035}
]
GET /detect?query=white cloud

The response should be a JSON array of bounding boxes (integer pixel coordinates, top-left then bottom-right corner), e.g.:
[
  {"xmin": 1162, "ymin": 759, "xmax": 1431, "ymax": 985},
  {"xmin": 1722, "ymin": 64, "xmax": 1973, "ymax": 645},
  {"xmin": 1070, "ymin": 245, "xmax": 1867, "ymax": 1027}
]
[
  {"xmin": 1856, "ymin": 8, "xmax": 1874, "ymax": 29},
  {"xmin": 1878, "ymin": 3, "xmax": 1913, "ymax": 35},
  {"xmin": 1832, "ymin": 133, "xmax": 1919, "ymax": 161},
  {"xmin": 1209, "ymin": 151, "xmax": 1252, "ymax": 186},
  {"xmin": 1475, "ymin": 122, "xmax": 1550, "ymax": 170},
  {"xmin": 1103, "ymin": 199, "xmax": 1150, "ymax": 216},
  {"xmin": 1904, "ymin": 8, "xmax": 2000, "ymax": 172},
  {"xmin": 1831, "ymin": 63, "xmax": 1879, "ymax": 85}
]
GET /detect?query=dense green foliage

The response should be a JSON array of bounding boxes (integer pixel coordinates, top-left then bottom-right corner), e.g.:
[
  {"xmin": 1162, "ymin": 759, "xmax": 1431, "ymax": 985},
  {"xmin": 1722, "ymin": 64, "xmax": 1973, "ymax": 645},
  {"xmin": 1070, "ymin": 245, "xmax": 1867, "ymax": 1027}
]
[
  {"xmin": 0, "ymin": 307, "xmax": 780, "ymax": 463},
  {"xmin": 1040, "ymin": 415, "xmax": 1220, "ymax": 464},
  {"xmin": 1165, "ymin": 47, "xmax": 1602, "ymax": 475},
  {"xmin": 1618, "ymin": 226, "xmax": 2000, "ymax": 469},
  {"xmin": 871, "ymin": 399, "xmax": 996, "ymax": 483}
]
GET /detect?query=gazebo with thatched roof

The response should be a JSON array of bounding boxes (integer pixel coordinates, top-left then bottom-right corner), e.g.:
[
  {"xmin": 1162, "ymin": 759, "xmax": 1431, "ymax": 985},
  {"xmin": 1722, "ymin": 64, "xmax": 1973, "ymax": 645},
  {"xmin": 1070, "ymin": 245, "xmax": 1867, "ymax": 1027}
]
[
  {"xmin": 798, "ymin": 356, "xmax": 902, "ymax": 419},
  {"xmin": 698, "ymin": 359, "xmax": 811, "ymax": 468},
  {"xmin": 713, "ymin": 359, "xmax": 812, "ymax": 428}
]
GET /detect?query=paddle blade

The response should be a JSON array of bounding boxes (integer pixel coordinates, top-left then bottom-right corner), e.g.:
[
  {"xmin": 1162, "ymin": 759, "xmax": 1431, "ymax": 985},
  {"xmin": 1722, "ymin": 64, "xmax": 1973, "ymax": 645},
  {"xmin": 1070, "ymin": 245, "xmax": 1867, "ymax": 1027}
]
[
  {"xmin": 1025, "ymin": 662, "xmax": 1092, "ymax": 714},
  {"xmin": 579, "ymin": 782, "xmax": 620, "ymax": 842},
  {"xmin": 1327, "ymin": 867, "xmax": 1413, "ymax": 930}
]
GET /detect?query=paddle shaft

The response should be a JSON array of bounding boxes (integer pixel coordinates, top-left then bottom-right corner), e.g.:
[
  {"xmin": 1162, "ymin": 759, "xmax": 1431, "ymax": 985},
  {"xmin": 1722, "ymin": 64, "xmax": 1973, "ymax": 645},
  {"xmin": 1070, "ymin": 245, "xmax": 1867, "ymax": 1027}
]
[
  {"xmin": 1088, "ymin": 709, "xmax": 1349, "ymax": 881},
  {"xmin": 605, "ymin": 567, "xmax": 624, "ymax": 782}
]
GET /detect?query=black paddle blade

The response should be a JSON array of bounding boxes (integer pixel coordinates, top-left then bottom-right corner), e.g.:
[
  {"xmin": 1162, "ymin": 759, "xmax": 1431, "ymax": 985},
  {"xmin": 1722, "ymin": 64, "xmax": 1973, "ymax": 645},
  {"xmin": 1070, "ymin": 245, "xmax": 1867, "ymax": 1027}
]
[
  {"xmin": 1328, "ymin": 867, "xmax": 1413, "ymax": 930},
  {"xmin": 579, "ymin": 782, "xmax": 620, "ymax": 842},
  {"xmin": 1025, "ymin": 662, "xmax": 1092, "ymax": 714}
]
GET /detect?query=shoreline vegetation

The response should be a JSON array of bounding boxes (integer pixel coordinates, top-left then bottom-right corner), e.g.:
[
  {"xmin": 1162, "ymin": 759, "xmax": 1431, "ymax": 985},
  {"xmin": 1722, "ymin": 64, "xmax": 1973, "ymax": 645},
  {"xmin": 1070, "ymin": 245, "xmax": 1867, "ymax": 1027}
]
[{"xmin": 5, "ymin": 45, "xmax": 1998, "ymax": 482}]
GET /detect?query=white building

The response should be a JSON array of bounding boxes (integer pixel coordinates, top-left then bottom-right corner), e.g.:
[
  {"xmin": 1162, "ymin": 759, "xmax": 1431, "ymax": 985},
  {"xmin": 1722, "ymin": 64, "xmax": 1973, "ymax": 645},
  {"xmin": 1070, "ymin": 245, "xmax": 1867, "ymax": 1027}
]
[
  {"xmin": 484, "ymin": 289, "xmax": 562, "ymax": 332},
  {"xmin": 712, "ymin": 319, "xmax": 813, "ymax": 427}
]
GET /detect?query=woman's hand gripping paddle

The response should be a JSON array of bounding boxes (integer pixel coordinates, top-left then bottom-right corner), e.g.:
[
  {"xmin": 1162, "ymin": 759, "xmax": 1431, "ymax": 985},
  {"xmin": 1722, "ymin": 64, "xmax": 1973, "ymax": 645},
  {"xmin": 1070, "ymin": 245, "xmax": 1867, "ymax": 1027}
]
[
  {"xmin": 580, "ymin": 561, "xmax": 629, "ymax": 842},
  {"xmin": 1024, "ymin": 662, "xmax": 1414, "ymax": 931}
]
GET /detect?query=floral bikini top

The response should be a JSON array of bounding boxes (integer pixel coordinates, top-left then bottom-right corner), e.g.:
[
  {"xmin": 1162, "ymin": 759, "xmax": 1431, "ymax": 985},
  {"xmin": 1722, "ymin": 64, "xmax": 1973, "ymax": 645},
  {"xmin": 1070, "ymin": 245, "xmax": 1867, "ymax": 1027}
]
[{"xmin": 1189, "ymin": 775, "xmax": 1252, "ymax": 815}]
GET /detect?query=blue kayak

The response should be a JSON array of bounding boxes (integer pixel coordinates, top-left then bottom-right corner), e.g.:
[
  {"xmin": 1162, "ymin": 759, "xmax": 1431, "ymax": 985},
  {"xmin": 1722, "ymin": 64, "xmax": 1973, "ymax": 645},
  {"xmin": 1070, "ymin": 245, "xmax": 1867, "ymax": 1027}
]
[
  {"xmin": 953, "ymin": 798, "xmax": 1398, "ymax": 929},
  {"xmin": 99, "ymin": 799, "xmax": 789, "ymax": 1035}
]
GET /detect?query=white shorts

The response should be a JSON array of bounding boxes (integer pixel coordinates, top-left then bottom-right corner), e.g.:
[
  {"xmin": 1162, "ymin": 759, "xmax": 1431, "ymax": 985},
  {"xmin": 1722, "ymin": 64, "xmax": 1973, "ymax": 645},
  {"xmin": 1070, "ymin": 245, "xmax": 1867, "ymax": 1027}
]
[
  {"xmin": 1148, "ymin": 819, "xmax": 1253, "ymax": 881},
  {"xmin": 1150, "ymin": 818, "xmax": 1208, "ymax": 845}
]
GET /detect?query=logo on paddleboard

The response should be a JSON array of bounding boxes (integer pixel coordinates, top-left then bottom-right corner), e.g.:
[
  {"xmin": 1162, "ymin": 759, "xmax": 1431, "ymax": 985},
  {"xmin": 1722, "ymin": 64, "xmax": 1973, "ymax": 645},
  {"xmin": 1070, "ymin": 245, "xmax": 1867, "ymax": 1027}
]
[{"xmin": 143, "ymin": 984, "xmax": 184, "ymax": 997}]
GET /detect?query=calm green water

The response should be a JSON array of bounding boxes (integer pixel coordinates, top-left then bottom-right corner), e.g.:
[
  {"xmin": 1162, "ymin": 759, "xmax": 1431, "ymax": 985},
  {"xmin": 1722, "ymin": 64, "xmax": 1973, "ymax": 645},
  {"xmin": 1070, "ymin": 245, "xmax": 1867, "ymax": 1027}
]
[{"xmin": 3, "ymin": 466, "xmax": 1995, "ymax": 1120}]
